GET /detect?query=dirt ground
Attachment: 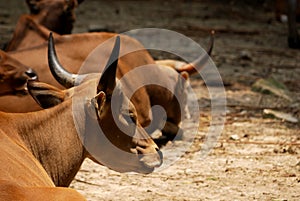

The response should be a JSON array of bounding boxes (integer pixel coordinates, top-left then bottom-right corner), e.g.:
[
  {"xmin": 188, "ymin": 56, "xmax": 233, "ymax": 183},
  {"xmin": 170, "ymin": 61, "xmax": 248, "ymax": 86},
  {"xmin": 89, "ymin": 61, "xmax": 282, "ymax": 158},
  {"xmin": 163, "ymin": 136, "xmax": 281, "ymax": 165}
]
[{"xmin": 1, "ymin": 0, "xmax": 300, "ymax": 200}]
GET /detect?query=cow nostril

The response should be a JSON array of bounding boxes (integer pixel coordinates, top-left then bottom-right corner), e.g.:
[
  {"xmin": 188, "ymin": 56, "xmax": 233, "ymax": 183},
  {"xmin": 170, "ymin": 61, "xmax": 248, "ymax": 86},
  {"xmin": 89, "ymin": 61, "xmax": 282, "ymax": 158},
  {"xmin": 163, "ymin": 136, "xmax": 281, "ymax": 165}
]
[{"xmin": 25, "ymin": 69, "xmax": 38, "ymax": 80}]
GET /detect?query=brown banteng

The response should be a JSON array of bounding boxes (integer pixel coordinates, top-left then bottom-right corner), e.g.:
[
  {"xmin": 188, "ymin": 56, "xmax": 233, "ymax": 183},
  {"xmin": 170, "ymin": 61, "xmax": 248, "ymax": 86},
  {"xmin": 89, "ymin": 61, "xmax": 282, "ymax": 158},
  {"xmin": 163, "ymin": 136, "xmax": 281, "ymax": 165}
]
[
  {"xmin": 0, "ymin": 37, "xmax": 162, "ymax": 200},
  {"xmin": 0, "ymin": 50, "xmax": 37, "ymax": 96}
]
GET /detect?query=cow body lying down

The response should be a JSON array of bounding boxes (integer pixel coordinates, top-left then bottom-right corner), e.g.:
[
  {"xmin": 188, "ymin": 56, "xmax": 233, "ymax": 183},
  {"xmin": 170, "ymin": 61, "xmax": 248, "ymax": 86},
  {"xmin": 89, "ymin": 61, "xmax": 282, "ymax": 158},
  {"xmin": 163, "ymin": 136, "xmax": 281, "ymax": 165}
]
[{"xmin": 0, "ymin": 37, "xmax": 162, "ymax": 201}]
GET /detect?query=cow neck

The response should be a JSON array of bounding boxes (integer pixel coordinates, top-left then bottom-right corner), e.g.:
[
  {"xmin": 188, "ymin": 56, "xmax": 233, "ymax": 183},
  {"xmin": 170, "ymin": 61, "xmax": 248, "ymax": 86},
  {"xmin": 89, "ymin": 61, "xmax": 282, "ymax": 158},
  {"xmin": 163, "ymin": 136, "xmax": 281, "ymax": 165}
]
[{"xmin": 4, "ymin": 99, "xmax": 86, "ymax": 187}]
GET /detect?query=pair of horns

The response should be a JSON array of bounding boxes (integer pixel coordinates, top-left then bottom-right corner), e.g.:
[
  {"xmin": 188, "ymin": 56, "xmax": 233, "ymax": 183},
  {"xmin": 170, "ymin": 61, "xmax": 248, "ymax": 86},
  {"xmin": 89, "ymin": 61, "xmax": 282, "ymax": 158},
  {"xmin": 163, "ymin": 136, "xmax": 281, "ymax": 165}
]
[{"xmin": 48, "ymin": 32, "xmax": 120, "ymax": 89}]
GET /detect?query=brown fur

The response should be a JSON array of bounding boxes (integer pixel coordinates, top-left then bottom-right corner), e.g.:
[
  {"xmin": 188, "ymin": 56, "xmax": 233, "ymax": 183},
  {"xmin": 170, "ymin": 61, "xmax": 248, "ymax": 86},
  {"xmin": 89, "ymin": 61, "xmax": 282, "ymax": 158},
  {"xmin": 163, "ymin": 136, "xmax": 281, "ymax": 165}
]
[{"xmin": 0, "ymin": 103, "xmax": 86, "ymax": 200}]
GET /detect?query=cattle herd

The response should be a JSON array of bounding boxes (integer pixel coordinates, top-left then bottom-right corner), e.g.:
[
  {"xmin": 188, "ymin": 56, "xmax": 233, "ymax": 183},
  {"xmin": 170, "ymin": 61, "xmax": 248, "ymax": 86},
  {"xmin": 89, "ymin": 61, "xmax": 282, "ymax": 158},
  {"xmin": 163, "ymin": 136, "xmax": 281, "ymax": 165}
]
[
  {"xmin": 0, "ymin": 0, "xmax": 214, "ymax": 200},
  {"xmin": 0, "ymin": 0, "xmax": 299, "ymax": 200}
]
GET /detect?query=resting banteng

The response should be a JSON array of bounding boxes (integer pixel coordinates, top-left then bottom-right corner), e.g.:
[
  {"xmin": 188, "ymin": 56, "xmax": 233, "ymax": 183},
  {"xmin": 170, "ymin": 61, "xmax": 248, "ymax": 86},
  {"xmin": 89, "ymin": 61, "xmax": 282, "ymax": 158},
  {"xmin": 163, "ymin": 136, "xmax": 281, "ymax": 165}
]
[
  {"xmin": 0, "ymin": 37, "xmax": 162, "ymax": 200},
  {"xmin": 0, "ymin": 50, "xmax": 37, "ymax": 96}
]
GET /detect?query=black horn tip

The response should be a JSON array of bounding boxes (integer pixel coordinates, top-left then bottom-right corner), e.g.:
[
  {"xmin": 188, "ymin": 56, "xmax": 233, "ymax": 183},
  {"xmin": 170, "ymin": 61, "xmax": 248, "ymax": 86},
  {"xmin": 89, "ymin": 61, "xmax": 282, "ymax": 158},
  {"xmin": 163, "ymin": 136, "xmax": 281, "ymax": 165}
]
[
  {"xmin": 49, "ymin": 32, "xmax": 53, "ymax": 43},
  {"xmin": 207, "ymin": 30, "xmax": 214, "ymax": 56},
  {"xmin": 97, "ymin": 35, "xmax": 121, "ymax": 92},
  {"xmin": 114, "ymin": 35, "xmax": 121, "ymax": 54},
  {"xmin": 48, "ymin": 32, "xmax": 55, "ymax": 56},
  {"xmin": 106, "ymin": 35, "xmax": 121, "ymax": 68},
  {"xmin": 116, "ymin": 35, "xmax": 120, "ymax": 44}
]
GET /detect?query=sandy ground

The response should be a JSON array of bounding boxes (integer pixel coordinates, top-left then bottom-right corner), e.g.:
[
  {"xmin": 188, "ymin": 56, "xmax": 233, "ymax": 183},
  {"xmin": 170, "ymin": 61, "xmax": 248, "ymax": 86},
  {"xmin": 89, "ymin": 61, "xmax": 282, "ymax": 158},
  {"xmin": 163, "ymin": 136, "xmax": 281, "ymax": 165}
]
[{"xmin": 1, "ymin": 0, "xmax": 300, "ymax": 200}]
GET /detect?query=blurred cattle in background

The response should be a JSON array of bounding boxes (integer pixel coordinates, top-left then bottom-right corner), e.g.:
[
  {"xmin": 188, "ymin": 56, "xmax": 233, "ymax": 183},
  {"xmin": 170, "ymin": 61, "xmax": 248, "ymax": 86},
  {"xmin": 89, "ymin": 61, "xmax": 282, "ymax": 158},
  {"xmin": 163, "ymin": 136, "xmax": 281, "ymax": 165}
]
[
  {"xmin": 275, "ymin": 0, "xmax": 300, "ymax": 48},
  {"xmin": 5, "ymin": 0, "xmax": 84, "ymax": 51},
  {"xmin": 25, "ymin": 0, "xmax": 84, "ymax": 34}
]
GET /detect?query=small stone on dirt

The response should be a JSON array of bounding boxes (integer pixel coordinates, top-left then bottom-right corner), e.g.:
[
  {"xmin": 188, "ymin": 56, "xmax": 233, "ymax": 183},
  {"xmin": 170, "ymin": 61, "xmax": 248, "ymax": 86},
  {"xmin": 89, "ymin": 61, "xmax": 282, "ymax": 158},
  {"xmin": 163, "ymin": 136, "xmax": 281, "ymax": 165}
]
[{"xmin": 229, "ymin": 134, "xmax": 240, "ymax": 141}]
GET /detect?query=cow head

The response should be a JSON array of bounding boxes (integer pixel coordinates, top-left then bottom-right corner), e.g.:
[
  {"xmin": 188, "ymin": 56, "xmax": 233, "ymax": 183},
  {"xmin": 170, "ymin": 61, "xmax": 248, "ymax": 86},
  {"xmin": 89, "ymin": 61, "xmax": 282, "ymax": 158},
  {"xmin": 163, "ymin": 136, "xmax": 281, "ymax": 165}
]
[
  {"xmin": 28, "ymin": 33, "xmax": 162, "ymax": 173},
  {"xmin": 25, "ymin": 0, "xmax": 84, "ymax": 34},
  {"xmin": 0, "ymin": 50, "xmax": 37, "ymax": 96}
]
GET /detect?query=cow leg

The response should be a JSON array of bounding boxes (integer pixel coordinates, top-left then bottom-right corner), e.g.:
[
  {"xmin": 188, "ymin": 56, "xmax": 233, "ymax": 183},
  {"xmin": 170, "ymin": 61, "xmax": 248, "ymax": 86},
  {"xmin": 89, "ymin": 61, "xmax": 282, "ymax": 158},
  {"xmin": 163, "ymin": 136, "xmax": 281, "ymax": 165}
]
[{"xmin": 288, "ymin": 0, "xmax": 300, "ymax": 48}]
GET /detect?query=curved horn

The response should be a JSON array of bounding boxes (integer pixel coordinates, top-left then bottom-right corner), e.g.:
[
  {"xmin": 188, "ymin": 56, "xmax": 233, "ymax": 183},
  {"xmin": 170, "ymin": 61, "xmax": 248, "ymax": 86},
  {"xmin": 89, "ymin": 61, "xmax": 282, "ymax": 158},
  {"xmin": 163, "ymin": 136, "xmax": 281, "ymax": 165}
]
[
  {"xmin": 175, "ymin": 30, "xmax": 215, "ymax": 75},
  {"xmin": 98, "ymin": 36, "xmax": 120, "ymax": 93},
  {"xmin": 48, "ymin": 32, "xmax": 78, "ymax": 88}
]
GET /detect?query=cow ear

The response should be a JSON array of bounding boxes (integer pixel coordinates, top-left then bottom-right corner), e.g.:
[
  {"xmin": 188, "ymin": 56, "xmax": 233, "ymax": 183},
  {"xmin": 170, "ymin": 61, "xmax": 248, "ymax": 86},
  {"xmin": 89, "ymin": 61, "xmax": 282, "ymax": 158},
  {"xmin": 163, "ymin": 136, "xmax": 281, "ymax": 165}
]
[
  {"xmin": 97, "ymin": 36, "xmax": 120, "ymax": 96},
  {"xmin": 27, "ymin": 81, "xmax": 66, "ymax": 109}
]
